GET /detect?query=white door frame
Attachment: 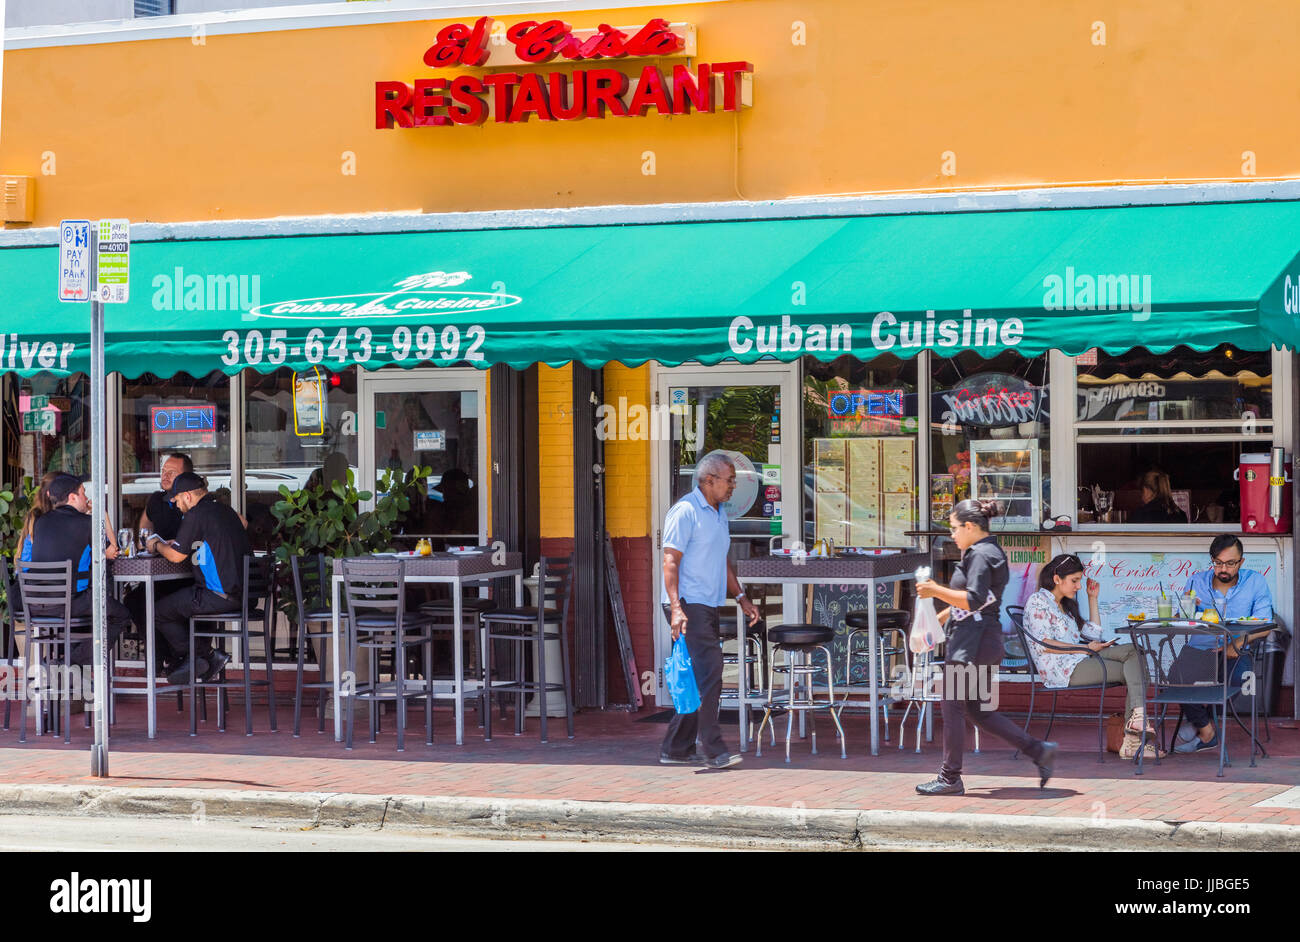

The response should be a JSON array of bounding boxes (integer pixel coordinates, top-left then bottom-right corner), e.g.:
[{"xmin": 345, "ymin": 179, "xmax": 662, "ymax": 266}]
[
  {"xmin": 357, "ymin": 366, "xmax": 489, "ymax": 544},
  {"xmin": 649, "ymin": 361, "xmax": 802, "ymax": 705}
]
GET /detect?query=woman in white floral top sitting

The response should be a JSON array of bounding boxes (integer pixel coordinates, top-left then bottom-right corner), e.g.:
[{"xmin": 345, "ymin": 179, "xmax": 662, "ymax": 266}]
[{"xmin": 1022, "ymin": 554, "xmax": 1162, "ymax": 758}]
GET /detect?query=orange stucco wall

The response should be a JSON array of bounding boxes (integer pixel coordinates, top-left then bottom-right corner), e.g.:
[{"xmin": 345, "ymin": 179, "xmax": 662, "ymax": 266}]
[{"xmin": 4, "ymin": 0, "xmax": 1299, "ymax": 228}]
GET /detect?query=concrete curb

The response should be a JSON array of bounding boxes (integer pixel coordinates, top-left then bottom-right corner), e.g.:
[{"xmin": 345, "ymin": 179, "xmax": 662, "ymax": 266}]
[{"xmin": 0, "ymin": 784, "xmax": 1295, "ymax": 850}]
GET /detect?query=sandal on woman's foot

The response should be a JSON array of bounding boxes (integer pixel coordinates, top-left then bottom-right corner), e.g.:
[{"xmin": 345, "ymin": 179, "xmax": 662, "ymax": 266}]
[
  {"xmin": 1125, "ymin": 710, "xmax": 1149, "ymax": 735},
  {"xmin": 1119, "ymin": 731, "xmax": 1166, "ymax": 759}
]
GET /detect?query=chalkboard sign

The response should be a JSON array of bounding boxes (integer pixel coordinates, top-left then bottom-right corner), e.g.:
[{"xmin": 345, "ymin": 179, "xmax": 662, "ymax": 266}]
[{"xmin": 808, "ymin": 581, "xmax": 901, "ymax": 685}]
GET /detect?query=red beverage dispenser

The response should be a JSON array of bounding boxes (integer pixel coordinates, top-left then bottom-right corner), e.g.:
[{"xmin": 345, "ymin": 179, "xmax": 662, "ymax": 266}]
[{"xmin": 1237, "ymin": 451, "xmax": 1292, "ymax": 534}]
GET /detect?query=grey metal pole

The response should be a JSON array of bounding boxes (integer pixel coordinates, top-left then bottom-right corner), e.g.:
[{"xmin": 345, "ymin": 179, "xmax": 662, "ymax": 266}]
[{"xmin": 89, "ymin": 228, "xmax": 109, "ymax": 778}]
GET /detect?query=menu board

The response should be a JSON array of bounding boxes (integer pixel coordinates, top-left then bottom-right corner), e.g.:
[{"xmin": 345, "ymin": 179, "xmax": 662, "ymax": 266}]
[
  {"xmin": 881, "ymin": 439, "xmax": 914, "ymax": 493},
  {"xmin": 814, "ymin": 439, "xmax": 846, "ymax": 492},
  {"xmin": 812, "ymin": 435, "xmax": 915, "ymax": 547}
]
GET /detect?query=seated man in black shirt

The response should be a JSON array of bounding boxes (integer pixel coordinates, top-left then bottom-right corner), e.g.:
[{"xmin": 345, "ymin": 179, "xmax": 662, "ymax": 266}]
[
  {"xmin": 30, "ymin": 474, "xmax": 134, "ymax": 666},
  {"xmin": 126, "ymin": 452, "xmax": 195, "ymax": 669},
  {"xmin": 145, "ymin": 472, "xmax": 252, "ymax": 686}
]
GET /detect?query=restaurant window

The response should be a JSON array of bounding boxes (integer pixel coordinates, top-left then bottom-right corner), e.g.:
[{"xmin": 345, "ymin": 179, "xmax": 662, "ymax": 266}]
[
  {"xmin": 119, "ymin": 372, "xmax": 232, "ymax": 534},
  {"xmin": 2, "ymin": 372, "xmax": 93, "ymax": 491},
  {"xmin": 931, "ymin": 352, "xmax": 1051, "ymax": 531},
  {"xmin": 803, "ymin": 354, "xmax": 920, "ymax": 548},
  {"xmin": 244, "ymin": 366, "xmax": 359, "ymax": 551},
  {"xmin": 1075, "ymin": 344, "xmax": 1271, "ymax": 525}
]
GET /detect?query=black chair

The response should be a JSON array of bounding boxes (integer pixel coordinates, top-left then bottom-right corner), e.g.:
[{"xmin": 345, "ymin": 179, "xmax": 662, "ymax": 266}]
[
  {"xmin": 288, "ymin": 554, "xmax": 353, "ymax": 737},
  {"xmin": 340, "ymin": 558, "xmax": 435, "ymax": 751},
  {"xmin": 186, "ymin": 555, "xmax": 278, "ymax": 737},
  {"xmin": 1128, "ymin": 621, "xmax": 1258, "ymax": 777},
  {"xmin": 1, "ymin": 556, "xmax": 27, "ymax": 732},
  {"xmin": 15, "ymin": 560, "xmax": 96, "ymax": 744},
  {"xmin": 481, "ymin": 555, "xmax": 575, "ymax": 743},
  {"xmin": 1015, "ymin": 615, "xmax": 1122, "ymax": 761}
]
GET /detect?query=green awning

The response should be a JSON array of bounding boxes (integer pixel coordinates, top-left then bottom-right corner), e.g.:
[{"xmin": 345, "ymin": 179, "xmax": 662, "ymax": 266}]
[{"xmin": 4, "ymin": 199, "xmax": 1300, "ymax": 377}]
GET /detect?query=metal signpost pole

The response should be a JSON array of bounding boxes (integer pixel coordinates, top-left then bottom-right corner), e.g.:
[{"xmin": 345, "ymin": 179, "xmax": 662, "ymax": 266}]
[{"xmin": 89, "ymin": 229, "xmax": 109, "ymax": 778}]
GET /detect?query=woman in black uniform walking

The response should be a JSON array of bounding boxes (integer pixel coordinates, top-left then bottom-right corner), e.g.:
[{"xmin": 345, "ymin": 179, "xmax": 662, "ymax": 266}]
[{"xmin": 913, "ymin": 499, "xmax": 1057, "ymax": 795}]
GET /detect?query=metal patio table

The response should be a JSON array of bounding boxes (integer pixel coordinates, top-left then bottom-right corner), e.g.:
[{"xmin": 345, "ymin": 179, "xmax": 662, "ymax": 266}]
[
  {"xmin": 329, "ymin": 552, "xmax": 524, "ymax": 745},
  {"xmin": 111, "ymin": 554, "xmax": 192, "ymax": 739},
  {"xmin": 735, "ymin": 552, "xmax": 929, "ymax": 756}
]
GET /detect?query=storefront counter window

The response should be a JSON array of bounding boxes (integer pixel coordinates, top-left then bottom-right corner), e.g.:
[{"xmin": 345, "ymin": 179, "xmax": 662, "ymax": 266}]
[
  {"xmin": 931, "ymin": 352, "xmax": 1051, "ymax": 531},
  {"xmin": 120, "ymin": 372, "xmax": 231, "ymax": 533},
  {"xmin": 803, "ymin": 354, "xmax": 919, "ymax": 547},
  {"xmin": 1075, "ymin": 345, "xmax": 1272, "ymax": 525},
  {"xmin": 244, "ymin": 367, "xmax": 359, "ymax": 551}
]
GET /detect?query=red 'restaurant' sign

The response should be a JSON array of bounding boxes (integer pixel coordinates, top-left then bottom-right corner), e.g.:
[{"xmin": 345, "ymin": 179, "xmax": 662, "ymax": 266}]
[{"xmin": 376, "ymin": 16, "xmax": 753, "ymax": 127}]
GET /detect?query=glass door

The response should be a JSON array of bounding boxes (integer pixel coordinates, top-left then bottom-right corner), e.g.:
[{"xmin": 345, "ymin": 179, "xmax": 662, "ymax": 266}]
[
  {"xmin": 651, "ymin": 363, "xmax": 801, "ymax": 703},
  {"xmin": 358, "ymin": 367, "xmax": 488, "ymax": 547}
]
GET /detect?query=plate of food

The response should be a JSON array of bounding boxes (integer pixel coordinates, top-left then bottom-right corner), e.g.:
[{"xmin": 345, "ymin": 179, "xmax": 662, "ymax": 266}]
[
  {"xmin": 1125, "ymin": 613, "xmax": 1149, "ymax": 623},
  {"xmin": 1226, "ymin": 616, "xmax": 1268, "ymax": 625}
]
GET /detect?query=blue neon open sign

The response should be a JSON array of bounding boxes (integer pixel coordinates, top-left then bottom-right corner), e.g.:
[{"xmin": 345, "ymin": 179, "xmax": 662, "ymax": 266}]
[
  {"xmin": 828, "ymin": 389, "xmax": 903, "ymax": 419},
  {"xmin": 149, "ymin": 404, "xmax": 217, "ymax": 449}
]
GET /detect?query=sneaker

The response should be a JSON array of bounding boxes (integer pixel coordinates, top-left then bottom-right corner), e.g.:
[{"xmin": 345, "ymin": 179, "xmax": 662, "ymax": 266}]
[
  {"xmin": 915, "ymin": 776, "xmax": 965, "ymax": 795},
  {"xmin": 659, "ymin": 752, "xmax": 707, "ymax": 766},
  {"xmin": 167, "ymin": 656, "xmax": 209, "ymax": 686},
  {"xmin": 1034, "ymin": 741, "xmax": 1058, "ymax": 789},
  {"xmin": 201, "ymin": 649, "xmax": 232, "ymax": 681},
  {"xmin": 1174, "ymin": 730, "xmax": 1219, "ymax": 754},
  {"xmin": 705, "ymin": 753, "xmax": 743, "ymax": 770}
]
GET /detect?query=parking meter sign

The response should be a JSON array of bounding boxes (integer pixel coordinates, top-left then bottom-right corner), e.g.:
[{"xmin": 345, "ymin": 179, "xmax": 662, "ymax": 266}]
[{"xmin": 58, "ymin": 220, "xmax": 92, "ymax": 302}]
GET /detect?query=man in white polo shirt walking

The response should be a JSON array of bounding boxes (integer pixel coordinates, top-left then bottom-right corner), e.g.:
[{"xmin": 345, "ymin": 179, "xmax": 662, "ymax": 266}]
[{"xmin": 660, "ymin": 451, "xmax": 761, "ymax": 769}]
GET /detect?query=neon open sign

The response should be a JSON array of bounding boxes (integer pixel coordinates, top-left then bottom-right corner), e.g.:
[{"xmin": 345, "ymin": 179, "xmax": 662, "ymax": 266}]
[
  {"xmin": 828, "ymin": 389, "xmax": 903, "ymax": 419},
  {"xmin": 149, "ymin": 404, "xmax": 217, "ymax": 450}
]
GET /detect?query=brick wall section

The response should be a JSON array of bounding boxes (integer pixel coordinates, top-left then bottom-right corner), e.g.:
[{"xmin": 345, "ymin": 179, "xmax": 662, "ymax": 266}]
[
  {"xmin": 610, "ymin": 535, "xmax": 655, "ymax": 704},
  {"xmin": 602, "ymin": 363, "xmax": 652, "ymax": 540},
  {"xmin": 538, "ymin": 364, "xmax": 574, "ymax": 539}
]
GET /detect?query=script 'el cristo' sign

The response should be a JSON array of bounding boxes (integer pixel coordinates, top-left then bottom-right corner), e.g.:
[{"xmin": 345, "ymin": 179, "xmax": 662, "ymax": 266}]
[{"xmin": 376, "ymin": 16, "xmax": 753, "ymax": 127}]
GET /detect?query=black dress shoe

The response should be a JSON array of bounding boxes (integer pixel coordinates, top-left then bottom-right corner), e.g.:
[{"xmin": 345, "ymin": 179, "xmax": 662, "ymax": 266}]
[
  {"xmin": 915, "ymin": 776, "xmax": 964, "ymax": 796},
  {"xmin": 1035, "ymin": 741, "xmax": 1059, "ymax": 788},
  {"xmin": 659, "ymin": 752, "xmax": 707, "ymax": 766},
  {"xmin": 167, "ymin": 657, "xmax": 209, "ymax": 686},
  {"xmin": 202, "ymin": 649, "xmax": 232, "ymax": 681}
]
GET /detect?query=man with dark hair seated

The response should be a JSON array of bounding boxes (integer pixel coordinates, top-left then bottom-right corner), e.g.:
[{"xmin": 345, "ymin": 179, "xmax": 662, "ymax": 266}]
[{"xmin": 1173, "ymin": 535, "xmax": 1275, "ymax": 753}]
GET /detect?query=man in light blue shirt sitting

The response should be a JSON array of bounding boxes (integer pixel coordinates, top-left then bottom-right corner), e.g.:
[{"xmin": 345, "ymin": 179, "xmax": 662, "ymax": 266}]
[
  {"xmin": 660, "ymin": 451, "xmax": 760, "ymax": 769},
  {"xmin": 1174, "ymin": 535, "xmax": 1275, "ymax": 753}
]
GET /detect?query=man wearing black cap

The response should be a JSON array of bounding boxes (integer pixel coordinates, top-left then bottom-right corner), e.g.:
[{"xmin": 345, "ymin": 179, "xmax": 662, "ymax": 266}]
[
  {"xmin": 30, "ymin": 474, "xmax": 134, "ymax": 665},
  {"xmin": 126, "ymin": 453, "xmax": 194, "ymax": 671},
  {"xmin": 145, "ymin": 472, "xmax": 251, "ymax": 685}
]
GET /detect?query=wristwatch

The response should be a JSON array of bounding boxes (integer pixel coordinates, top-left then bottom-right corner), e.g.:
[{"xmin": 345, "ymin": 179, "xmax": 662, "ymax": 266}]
[{"xmin": 734, "ymin": 592, "xmax": 748, "ymax": 603}]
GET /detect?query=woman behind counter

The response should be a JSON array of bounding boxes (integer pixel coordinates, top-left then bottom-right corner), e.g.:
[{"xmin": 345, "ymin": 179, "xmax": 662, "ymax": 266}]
[
  {"xmin": 914, "ymin": 499, "xmax": 1057, "ymax": 796},
  {"xmin": 1130, "ymin": 470, "xmax": 1188, "ymax": 524}
]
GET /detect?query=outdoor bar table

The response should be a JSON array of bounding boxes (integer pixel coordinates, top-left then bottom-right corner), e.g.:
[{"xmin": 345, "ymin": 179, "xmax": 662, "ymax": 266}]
[
  {"xmin": 110, "ymin": 553, "xmax": 193, "ymax": 739},
  {"xmin": 735, "ymin": 552, "xmax": 930, "ymax": 756},
  {"xmin": 329, "ymin": 552, "xmax": 524, "ymax": 745}
]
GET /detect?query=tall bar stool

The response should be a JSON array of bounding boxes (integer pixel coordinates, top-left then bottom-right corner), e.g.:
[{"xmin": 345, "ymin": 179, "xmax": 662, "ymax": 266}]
[
  {"xmin": 481, "ymin": 555, "xmax": 575, "ymax": 743},
  {"xmin": 718, "ymin": 610, "xmax": 770, "ymax": 746},
  {"xmin": 186, "ymin": 554, "xmax": 278, "ymax": 737},
  {"xmin": 756, "ymin": 623, "xmax": 847, "ymax": 762},
  {"xmin": 2, "ymin": 556, "xmax": 28, "ymax": 732},
  {"xmin": 289, "ymin": 554, "xmax": 351, "ymax": 737},
  {"xmin": 844, "ymin": 608, "xmax": 909, "ymax": 740},
  {"xmin": 16, "ymin": 560, "xmax": 99, "ymax": 744},
  {"xmin": 340, "ymin": 557, "xmax": 435, "ymax": 751}
]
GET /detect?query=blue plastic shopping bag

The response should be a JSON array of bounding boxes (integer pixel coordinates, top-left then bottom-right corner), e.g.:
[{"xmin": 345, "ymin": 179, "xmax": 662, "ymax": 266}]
[{"xmin": 664, "ymin": 636, "xmax": 701, "ymax": 715}]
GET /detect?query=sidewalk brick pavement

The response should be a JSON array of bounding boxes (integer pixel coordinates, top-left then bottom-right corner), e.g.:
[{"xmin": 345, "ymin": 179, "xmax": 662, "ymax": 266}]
[{"xmin": 2, "ymin": 700, "xmax": 1298, "ymax": 828}]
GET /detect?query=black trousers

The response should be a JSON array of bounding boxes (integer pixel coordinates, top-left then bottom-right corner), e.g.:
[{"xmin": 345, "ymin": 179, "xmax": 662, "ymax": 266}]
[
  {"xmin": 661, "ymin": 602, "xmax": 728, "ymax": 760},
  {"xmin": 155, "ymin": 585, "xmax": 237, "ymax": 659},
  {"xmin": 940, "ymin": 662, "xmax": 1042, "ymax": 782},
  {"xmin": 64, "ymin": 591, "xmax": 132, "ymax": 666},
  {"xmin": 124, "ymin": 577, "xmax": 193, "ymax": 661}
]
